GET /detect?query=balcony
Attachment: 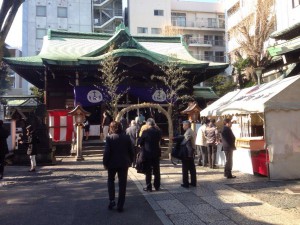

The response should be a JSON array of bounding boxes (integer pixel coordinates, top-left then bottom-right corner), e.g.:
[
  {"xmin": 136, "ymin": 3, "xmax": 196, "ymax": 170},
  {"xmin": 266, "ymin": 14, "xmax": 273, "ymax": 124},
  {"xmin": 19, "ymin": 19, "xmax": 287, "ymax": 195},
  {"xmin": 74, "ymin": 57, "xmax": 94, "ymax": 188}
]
[
  {"xmin": 192, "ymin": 54, "xmax": 226, "ymax": 63},
  {"xmin": 171, "ymin": 18, "xmax": 225, "ymax": 29},
  {"xmin": 188, "ymin": 37, "xmax": 212, "ymax": 47},
  {"xmin": 187, "ymin": 37, "xmax": 225, "ymax": 47}
]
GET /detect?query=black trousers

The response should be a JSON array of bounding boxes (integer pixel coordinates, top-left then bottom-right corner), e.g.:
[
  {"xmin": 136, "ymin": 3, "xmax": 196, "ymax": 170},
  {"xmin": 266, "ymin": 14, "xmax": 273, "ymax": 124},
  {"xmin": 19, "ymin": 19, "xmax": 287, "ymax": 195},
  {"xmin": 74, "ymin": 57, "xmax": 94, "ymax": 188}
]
[
  {"xmin": 224, "ymin": 150, "xmax": 233, "ymax": 177},
  {"xmin": 107, "ymin": 167, "xmax": 128, "ymax": 209},
  {"xmin": 0, "ymin": 154, "xmax": 5, "ymax": 175},
  {"xmin": 144, "ymin": 158, "xmax": 160, "ymax": 190},
  {"xmin": 207, "ymin": 144, "xmax": 217, "ymax": 168},
  {"xmin": 182, "ymin": 158, "xmax": 197, "ymax": 186}
]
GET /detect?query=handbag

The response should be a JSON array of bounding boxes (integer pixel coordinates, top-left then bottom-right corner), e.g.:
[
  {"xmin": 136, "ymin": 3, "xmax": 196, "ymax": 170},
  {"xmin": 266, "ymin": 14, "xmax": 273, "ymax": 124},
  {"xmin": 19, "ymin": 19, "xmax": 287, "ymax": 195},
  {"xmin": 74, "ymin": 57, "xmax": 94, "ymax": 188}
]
[
  {"xmin": 135, "ymin": 151, "xmax": 147, "ymax": 174},
  {"xmin": 171, "ymin": 144, "xmax": 187, "ymax": 160}
]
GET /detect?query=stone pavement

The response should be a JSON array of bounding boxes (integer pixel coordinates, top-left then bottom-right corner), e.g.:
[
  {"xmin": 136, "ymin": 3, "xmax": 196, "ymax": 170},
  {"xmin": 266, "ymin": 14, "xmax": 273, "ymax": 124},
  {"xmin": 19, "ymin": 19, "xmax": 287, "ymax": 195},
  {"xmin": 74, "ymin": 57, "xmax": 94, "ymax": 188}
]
[
  {"xmin": 129, "ymin": 160, "xmax": 300, "ymax": 225},
  {"xmin": 1, "ymin": 147, "xmax": 300, "ymax": 225}
]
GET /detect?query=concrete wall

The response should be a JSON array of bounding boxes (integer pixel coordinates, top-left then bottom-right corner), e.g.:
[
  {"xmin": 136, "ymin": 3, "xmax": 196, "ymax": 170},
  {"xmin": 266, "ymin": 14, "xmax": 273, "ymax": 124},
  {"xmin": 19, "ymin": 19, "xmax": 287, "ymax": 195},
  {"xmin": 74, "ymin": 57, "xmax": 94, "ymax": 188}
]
[
  {"xmin": 22, "ymin": 0, "xmax": 92, "ymax": 56},
  {"xmin": 128, "ymin": 0, "xmax": 171, "ymax": 36}
]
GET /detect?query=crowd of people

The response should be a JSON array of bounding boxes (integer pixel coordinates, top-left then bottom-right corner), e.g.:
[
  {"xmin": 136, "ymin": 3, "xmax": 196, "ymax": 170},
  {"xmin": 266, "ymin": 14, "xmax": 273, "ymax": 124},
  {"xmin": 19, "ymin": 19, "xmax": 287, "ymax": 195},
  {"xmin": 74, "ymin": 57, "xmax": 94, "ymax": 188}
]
[
  {"xmin": 102, "ymin": 113, "xmax": 236, "ymax": 213},
  {"xmin": 0, "ymin": 112, "xmax": 236, "ymax": 214}
]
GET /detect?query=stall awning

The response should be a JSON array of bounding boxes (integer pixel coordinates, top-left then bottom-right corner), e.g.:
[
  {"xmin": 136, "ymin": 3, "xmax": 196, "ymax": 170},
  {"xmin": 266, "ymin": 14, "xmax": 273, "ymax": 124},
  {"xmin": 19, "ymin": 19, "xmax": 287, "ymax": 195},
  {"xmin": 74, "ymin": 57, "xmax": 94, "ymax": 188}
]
[
  {"xmin": 267, "ymin": 37, "xmax": 300, "ymax": 57},
  {"xmin": 200, "ymin": 75, "xmax": 300, "ymax": 116}
]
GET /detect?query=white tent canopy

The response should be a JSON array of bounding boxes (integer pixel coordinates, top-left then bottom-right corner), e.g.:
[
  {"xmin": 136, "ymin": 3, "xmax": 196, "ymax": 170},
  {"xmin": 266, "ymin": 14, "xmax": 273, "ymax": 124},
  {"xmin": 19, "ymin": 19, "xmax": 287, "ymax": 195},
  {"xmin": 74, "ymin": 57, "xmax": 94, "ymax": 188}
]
[
  {"xmin": 201, "ymin": 75, "xmax": 300, "ymax": 116},
  {"xmin": 201, "ymin": 75, "xmax": 300, "ymax": 180}
]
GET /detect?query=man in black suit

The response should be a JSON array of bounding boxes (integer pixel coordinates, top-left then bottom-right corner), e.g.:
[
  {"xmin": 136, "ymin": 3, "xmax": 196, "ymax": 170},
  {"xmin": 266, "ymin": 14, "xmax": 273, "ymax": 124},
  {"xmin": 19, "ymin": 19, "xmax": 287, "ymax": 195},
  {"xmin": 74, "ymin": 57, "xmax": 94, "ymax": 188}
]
[
  {"xmin": 103, "ymin": 121, "xmax": 134, "ymax": 212},
  {"xmin": 126, "ymin": 120, "xmax": 138, "ymax": 167},
  {"xmin": 139, "ymin": 118, "xmax": 162, "ymax": 192},
  {"xmin": 221, "ymin": 118, "xmax": 236, "ymax": 179},
  {"xmin": 0, "ymin": 120, "xmax": 9, "ymax": 179}
]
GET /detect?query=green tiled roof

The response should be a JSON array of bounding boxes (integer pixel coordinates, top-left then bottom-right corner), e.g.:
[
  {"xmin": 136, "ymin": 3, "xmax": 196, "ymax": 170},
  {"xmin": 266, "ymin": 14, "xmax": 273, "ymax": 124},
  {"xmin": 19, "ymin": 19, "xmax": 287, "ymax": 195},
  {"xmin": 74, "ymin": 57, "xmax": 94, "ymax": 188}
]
[
  {"xmin": 4, "ymin": 27, "xmax": 227, "ymax": 70},
  {"xmin": 193, "ymin": 86, "xmax": 219, "ymax": 100}
]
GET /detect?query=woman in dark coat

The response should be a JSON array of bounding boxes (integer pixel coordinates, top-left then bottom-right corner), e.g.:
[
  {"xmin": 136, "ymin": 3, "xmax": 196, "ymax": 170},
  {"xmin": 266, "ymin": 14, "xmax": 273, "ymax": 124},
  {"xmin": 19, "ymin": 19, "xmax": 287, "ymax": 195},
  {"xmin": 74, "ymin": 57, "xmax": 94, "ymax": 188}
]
[
  {"xmin": 21, "ymin": 125, "xmax": 39, "ymax": 172},
  {"xmin": 103, "ymin": 121, "xmax": 134, "ymax": 212},
  {"xmin": 0, "ymin": 120, "xmax": 9, "ymax": 179}
]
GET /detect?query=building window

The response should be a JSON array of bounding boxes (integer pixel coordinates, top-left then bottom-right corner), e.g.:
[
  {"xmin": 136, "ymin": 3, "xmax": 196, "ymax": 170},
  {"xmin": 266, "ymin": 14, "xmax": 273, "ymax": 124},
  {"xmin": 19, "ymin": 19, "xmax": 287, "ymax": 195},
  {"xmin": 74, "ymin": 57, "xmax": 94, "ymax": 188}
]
[
  {"xmin": 57, "ymin": 7, "xmax": 67, "ymax": 18},
  {"xmin": 151, "ymin": 28, "xmax": 162, "ymax": 34},
  {"xmin": 154, "ymin": 10, "xmax": 164, "ymax": 16},
  {"xmin": 36, "ymin": 28, "xmax": 47, "ymax": 39},
  {"xmin": 204, "ymin": 35, "xmax": 213, "ymax": 44},
  {"xmin": 36, "ymin": 6, "xmax": 46, "ymax": 17},
  {"xmin": 204, "ymin": 51, "xmax": 213, "ymax": 61},
  {"xmin": 171, "ymin": 12, "xmax": 186, "ymax": 27},
  {"xmin": 214, "ymin": 36, "xmax": 224, "ymax": 46},
  {"xmin": 218, "ymin": 14, "xmax": 225, "ymax": 28},
  {"xmin": 215, "ymin": 52, "xmax": 225, "ymax": 62},
  {"xmin": 292, "ymin": 0, "xmax": 300, "ymax": 8},
  {"xmin": 208, "ymin": 18, "xmax": 217, "ymax": 28},
  {"xmin": 137, "ymin": 27, "xmax": 148, "ymax": 34}
]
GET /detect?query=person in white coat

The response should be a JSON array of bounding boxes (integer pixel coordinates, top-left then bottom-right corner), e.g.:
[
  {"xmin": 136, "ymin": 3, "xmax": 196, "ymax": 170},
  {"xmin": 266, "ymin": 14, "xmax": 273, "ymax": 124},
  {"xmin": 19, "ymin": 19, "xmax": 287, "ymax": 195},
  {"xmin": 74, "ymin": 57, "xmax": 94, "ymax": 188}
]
[{"xmin": 195, "ymin": 119, "xmax": 209, "ymax": 166}]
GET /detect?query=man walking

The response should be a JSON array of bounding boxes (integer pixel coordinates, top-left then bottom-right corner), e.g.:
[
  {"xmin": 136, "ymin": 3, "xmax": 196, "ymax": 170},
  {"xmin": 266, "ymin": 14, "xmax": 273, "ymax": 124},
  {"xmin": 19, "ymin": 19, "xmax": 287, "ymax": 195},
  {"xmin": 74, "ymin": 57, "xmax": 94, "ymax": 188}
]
[
  {"xmin": 221, "ymin": 118, "xmax": 236, "ymax": 179},
  {"xmin": 138, "ymin": 118, "xmax": 162, "ymax": 192}
]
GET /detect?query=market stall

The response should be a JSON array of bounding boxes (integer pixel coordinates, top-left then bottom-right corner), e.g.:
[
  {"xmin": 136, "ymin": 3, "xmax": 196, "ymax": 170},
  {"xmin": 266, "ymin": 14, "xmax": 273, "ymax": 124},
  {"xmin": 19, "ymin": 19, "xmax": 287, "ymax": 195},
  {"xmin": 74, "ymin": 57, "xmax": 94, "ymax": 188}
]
[{"xmin": 201, "ymin": 75, "xmax": 300, "ymax": 180}]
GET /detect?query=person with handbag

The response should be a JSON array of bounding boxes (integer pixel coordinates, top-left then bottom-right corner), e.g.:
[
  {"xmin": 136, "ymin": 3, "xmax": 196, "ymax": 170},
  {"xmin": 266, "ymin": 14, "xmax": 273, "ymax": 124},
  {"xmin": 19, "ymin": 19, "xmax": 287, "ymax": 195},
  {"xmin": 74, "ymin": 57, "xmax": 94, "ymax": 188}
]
[
  {"xmin": 103, "ymin": 121, "xmax": 134, "ymax": 212},
  {"xmin": 138, "ymin": 118, "xmax": 162, "ymax": 192},
  {"xmin": 180, "ymin": 120, "xmax": 197, "ymax": 188},
  {"xmin": 0, "ymin": 120, "xmax": 9, "ymax": 179},
  {"xmin": 20, "ymin": 125, "xmax": 39, "ymax": 172},
  {"xmin": 220, "ymin": 118, "xmax": 236, "ymax": 179}
]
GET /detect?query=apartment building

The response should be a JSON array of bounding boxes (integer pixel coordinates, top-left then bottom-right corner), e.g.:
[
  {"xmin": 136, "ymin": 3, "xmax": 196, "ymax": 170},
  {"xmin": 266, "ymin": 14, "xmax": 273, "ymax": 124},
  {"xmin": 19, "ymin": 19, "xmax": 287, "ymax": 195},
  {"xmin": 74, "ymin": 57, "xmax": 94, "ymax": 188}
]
[
  {"xmin": 22, "ymin": 0, "xmax": 92, "ymax": 57},
  {"xmin": 5, "ymin": 47, "xmax": 23, "ymax": 95},
  {"xmin": 93, "ymin": 0, "xmax": 123, "ymax": 33},
  {"xmin": 127, "ymin": 0, "xmax": 226, "ymax": 63},
  {"xmin": 226, "ymin": 0, "xmax": 300, "ymax": 82}
]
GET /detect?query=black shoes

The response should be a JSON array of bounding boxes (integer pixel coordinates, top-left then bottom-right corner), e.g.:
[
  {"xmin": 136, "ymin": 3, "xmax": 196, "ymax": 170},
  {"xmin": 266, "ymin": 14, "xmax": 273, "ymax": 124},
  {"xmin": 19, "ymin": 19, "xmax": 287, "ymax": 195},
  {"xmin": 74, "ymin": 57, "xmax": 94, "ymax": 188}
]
[
  {"xmin": 181, "ymin": 184, "xmax": 189, "ymax": 188},
  {"xmin": 143, "ymin": 187, "xmax": 152, "ymax": 192},
  {"xmin": 189, "ymin": 183, "xmax": 197, "ymax": 187},
  {"xmin": 117, "ymin": 207, "xmax": 123, "ymax": 213},
  {"xmin": 108, "ymin": 200, "xmax": 116, "ymax": 210},
  {"xmin": 227, "ymin": 175, "xmax": 236, "ymax": 179}
]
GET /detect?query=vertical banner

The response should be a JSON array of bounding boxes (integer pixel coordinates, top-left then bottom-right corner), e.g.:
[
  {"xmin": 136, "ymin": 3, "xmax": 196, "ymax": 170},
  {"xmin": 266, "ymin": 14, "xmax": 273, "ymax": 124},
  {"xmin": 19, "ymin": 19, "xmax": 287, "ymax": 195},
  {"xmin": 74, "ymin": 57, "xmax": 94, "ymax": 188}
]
[{"xmin": 48, "ymin": 110, "xmax": 73, "ymax": 142}]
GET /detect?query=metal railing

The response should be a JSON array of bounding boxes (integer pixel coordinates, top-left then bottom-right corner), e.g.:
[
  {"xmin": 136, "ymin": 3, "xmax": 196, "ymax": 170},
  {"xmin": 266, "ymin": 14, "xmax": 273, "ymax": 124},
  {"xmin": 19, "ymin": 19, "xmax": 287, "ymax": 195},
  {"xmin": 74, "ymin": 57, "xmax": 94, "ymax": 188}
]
[
  {"xmin": 192, "ymin": 54, "xmax": 226, "ymax": 63},
  {"xmin": 171, "ymin": 19, "xmax": 225, "ymax": 29},
  {"xmin": 187, "ymin": 37, "xmax": 224, "ymax": 46}
]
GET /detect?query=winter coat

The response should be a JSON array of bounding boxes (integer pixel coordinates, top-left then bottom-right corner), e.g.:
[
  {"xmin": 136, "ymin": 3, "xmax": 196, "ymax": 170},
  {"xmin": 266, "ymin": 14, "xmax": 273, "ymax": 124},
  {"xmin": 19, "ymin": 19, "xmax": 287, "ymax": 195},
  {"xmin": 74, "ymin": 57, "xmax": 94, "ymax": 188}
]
[
  {"xmin": 195, "ymin": 124, "xmax": 206, "ymax": 146},
  {"xmin": 25, "ymin": 132, "xmax": 39, "ymax": 156},
  {"xmin": 221, "ymin": 126, "xmax": 236, "ymax": 151},
  {"xmin": 205, "ymin": 125, "xmax": 218, "ymax": 145},
  {"xmin": 103, "ymin": 133, "xmax": 134, "ymax": 169},
  {"xmin": 0, "ymin": 126, "xmax": 9, "ymax": 157}
]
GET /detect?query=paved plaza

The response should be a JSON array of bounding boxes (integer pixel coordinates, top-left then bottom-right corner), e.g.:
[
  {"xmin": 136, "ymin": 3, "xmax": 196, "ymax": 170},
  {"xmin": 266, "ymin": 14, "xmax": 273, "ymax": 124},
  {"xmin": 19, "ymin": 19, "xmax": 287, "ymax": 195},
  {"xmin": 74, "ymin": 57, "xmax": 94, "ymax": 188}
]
[{"xmin": 1, "ymin": 143, "xmax": 300, "ymax": 225}]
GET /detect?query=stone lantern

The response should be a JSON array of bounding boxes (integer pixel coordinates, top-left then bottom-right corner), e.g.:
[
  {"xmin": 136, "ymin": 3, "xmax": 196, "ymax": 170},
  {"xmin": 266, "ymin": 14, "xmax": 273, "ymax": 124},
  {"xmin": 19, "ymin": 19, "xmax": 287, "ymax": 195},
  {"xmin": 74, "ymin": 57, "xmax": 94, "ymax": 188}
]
[
  {"xmin": 181, "ymin": 101, "xmax": 202, "ymax": 131},
  {"xmin": 68, "ymin": 105, "xmax": 90, "ymax": 161}
]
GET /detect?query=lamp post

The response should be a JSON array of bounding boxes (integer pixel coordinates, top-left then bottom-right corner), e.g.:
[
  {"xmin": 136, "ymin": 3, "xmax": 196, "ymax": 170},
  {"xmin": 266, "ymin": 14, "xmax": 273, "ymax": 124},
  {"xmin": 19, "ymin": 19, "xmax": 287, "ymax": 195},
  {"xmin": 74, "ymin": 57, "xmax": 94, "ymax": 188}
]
[
  {"xmin": 255, "ymin": 67, "xmax": 264, "ymax": 85},
  {"xmin": 68, "ymin": 105, "xmax": 90, "ymax": 161}
]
